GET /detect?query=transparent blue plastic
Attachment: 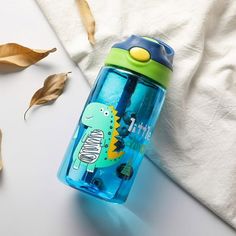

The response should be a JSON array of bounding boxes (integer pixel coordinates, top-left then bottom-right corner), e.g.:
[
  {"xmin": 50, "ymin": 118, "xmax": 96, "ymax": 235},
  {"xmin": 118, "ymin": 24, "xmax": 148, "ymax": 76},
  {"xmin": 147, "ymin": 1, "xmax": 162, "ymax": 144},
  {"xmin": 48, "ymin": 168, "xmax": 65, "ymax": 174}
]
[{"xmin": 58, "ymin": 66, "xmax": 166, "ymax": 203}]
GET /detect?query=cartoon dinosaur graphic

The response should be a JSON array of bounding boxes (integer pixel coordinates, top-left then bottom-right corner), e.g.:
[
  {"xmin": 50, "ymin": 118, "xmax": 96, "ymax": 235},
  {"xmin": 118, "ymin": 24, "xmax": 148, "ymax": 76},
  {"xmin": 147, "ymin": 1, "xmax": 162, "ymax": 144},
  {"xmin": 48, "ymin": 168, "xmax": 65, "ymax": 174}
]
[{"xmin": 72, "ymin": 102, "xmax": 125, "ymax": 172}]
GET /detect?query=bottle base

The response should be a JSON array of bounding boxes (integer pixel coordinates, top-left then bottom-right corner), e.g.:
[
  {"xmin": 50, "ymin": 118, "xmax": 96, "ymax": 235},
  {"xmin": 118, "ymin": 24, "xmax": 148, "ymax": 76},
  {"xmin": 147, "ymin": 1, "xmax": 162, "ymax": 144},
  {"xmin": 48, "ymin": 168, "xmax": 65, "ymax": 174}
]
[{"xmin": 64, "ymin": 176, "xmax": 127, "ymax": 204}]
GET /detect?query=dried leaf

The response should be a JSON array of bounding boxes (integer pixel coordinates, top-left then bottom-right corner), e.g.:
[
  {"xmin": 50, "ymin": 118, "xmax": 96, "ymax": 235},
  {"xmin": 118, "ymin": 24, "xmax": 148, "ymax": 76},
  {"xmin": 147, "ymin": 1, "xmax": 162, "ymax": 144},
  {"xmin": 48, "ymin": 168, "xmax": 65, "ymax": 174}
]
[
  {"xmin": 76, "ymin": 0, "xmax": 96, "ymax": 45},
  {"xmin": 24, "ymin": 72, "xmax": 71, "ymax": 120},
  {"xmin": 0, "ymin": 43, "xmax": 56, "ymax": 69},
  {"xmin": 0, "ymin": 129, "xmax": 2, "ymax": 171}
]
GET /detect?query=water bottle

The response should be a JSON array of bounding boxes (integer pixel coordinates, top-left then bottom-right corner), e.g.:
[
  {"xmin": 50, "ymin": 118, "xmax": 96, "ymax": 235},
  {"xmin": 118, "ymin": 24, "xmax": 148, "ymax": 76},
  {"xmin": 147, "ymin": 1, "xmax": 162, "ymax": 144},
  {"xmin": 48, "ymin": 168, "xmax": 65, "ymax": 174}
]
[{"xmin": 58, "ymin": 35, "xmax": 174, "ymax": 203}]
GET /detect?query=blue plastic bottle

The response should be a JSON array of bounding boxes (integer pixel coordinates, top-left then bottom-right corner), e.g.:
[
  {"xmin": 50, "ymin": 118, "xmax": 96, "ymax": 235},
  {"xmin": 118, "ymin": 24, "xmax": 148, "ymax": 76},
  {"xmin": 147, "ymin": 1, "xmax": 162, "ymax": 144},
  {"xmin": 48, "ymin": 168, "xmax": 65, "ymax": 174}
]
[{"xmin": 58, "ymin": 35, "xmax": 174, "ymax": 203}]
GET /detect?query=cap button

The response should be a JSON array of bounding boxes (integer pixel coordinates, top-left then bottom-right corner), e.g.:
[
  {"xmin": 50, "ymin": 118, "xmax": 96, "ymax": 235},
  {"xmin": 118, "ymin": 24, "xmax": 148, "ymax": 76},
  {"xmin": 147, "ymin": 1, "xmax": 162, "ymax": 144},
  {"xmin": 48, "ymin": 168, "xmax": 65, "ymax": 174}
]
[{"xmin": 129, "ymin": 47, "xmax": 150, "ymax": 62}]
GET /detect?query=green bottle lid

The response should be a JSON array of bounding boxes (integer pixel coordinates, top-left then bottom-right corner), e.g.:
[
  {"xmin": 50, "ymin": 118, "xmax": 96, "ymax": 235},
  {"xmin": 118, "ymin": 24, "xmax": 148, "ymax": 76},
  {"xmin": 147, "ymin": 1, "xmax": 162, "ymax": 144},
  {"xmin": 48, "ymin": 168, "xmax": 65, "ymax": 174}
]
[{"xmin": 105, "ymin": 35, "xmax": 174, "ymax": 88}]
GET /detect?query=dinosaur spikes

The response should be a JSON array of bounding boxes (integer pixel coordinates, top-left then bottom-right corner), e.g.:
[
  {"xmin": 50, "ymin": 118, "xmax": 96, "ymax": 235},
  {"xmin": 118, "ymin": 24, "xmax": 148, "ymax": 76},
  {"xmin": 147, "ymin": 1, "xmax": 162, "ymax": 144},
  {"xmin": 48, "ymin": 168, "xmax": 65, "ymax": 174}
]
[
  {"xmin": 108, "ymin": 150, "xmax": 124, "ymax": 159},
  {"xmin": 107, "ymin": 106, "xmax": 125, "ymax": 160},
  {"xmin": 109, "ymin": 106, "xmax": 117, "ymax": 115},
  {"xmin": 113, "ymin": 130, "xmax": 119, "ymax": 137},
  {"xmin": 114, "ymin": 115, "xmax": 119, "ymax": 121},
  {"xmin": 109, "ymin": 143, "xmax": 117, "ymax": 152},
  {"xmin": 112, "ymin": 137, "xmax": 119, "ymax": 147},
  {"xmin": 114, "ymin": 121, "xmax": 120, "ymax": 129}
]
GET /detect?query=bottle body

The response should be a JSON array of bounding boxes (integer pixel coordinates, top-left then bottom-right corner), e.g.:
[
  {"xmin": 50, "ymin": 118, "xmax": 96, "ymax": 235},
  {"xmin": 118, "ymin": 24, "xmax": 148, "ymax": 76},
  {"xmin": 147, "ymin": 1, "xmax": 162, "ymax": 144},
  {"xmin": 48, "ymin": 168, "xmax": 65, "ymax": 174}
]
[{"xmin": 58, "ymin": 66, "xmax": 166, "ymax": 203}]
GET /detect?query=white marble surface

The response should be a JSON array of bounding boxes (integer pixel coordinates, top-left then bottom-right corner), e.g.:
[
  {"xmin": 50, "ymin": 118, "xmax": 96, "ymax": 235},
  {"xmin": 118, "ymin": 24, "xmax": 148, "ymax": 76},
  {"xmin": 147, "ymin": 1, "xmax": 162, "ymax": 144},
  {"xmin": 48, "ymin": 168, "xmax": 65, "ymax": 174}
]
[{"xmin": 0, "ymin": 1, "xmax": 235, "ymax": 235}]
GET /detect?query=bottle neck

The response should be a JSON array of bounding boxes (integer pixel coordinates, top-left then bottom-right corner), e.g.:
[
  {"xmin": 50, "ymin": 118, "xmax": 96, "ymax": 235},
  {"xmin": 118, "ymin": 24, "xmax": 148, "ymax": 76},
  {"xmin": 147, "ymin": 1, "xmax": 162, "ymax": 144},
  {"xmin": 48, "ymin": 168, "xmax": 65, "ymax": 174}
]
[{"xmin": 103, "ymin": 65, "xmax": 166, "ymax": 90}]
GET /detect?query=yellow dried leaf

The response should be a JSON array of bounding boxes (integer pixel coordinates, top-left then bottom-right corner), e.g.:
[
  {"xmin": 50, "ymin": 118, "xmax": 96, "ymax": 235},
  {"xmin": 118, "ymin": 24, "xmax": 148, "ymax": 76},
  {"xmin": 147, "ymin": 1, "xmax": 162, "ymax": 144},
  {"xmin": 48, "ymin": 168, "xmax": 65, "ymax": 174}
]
[
  {"xmin": 24, "ymin": 72, "xmax": 71, "ymax": 120},
  {"xmin": 0, "ymin": 43, "xmax": 56, "ymax": 69},
  {"xmin": 76, "ymin": 0, "xmax": 96, "ymax": 45},
  {"xmin": 0, "ymin": 129, "xmax": 2, "ymax": 171}
]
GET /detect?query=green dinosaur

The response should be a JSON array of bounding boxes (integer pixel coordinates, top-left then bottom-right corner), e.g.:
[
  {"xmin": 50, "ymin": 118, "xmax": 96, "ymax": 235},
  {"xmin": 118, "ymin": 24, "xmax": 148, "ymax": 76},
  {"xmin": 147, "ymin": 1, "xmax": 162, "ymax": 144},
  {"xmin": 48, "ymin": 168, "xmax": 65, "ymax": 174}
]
[{"xmin": 72, "ymin": 102, "xmax": 125, "ymax": 173}]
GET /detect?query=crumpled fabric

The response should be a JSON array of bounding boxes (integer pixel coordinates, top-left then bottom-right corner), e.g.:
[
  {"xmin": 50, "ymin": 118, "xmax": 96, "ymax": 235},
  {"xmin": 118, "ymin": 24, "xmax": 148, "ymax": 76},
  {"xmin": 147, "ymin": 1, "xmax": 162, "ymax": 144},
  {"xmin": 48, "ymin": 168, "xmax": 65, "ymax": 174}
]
[{"xmin": 36, "ymin": 0, "xmax": 236, "ymax": 229}]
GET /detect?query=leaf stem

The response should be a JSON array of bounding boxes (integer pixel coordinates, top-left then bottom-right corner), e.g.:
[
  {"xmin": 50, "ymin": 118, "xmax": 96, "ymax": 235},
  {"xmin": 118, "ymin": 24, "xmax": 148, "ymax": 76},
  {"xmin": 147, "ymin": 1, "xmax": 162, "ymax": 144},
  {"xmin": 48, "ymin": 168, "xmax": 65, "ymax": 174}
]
[{"xmin": 24, "ymin": 107, "xmax": 31, "ymax": 121}]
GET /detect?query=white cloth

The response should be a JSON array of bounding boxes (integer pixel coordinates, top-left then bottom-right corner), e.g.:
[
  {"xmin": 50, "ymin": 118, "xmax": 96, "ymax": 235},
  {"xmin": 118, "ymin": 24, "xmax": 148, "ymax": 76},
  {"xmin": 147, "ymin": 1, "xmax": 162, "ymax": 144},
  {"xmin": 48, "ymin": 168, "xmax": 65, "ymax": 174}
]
[{"xmin": 36, "ymin": 0, "xmax": 236, "ymax": 229}]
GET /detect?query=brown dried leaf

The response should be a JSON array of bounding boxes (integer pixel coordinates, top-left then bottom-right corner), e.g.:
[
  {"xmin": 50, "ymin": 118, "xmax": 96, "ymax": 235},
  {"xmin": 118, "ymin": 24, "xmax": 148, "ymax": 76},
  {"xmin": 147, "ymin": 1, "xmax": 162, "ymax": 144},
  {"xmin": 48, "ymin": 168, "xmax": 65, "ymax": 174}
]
[
  {"xmin": 0, "ymin": 129, "xmax": 2, "ymax": 171},
  {"xmin": 0, "ymin": 43, "xmax": 56, "ymax": 69},
  {"xmin": 76, "ymin": 0, "xmax": 96, "ymax": 45},
  {"xmin": 24, "ymin": 72, "xmax": 71, "ymax": 120}
]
